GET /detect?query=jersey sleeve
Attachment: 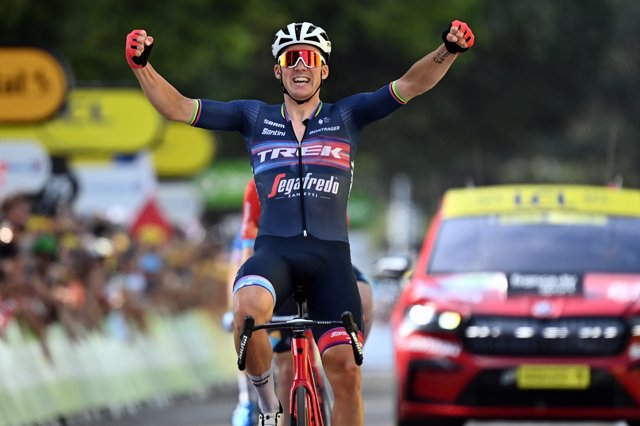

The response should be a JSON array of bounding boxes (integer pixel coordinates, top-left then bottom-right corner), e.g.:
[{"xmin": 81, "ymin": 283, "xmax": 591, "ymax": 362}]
[
  {"xmin": 189, "ymin": 99, "xmax": 263, "ymax": 132},
  {"xmin": 338, "ymin": 82, "xmax": 407, "ymax": 128},
  {"xmin": 239, "ymin": 179, "xmax": 260, "ymax": 244}
]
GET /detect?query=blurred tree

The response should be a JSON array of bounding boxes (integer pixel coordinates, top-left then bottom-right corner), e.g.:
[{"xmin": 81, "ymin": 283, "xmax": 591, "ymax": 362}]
[{"xmin": 1, "ymin": 0, "xmax": 639, "ymax": 208}]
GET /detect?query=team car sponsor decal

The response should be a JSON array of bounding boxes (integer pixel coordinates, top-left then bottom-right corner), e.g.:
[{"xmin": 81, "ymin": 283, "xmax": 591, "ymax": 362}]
[
  {"xmin": 441, "ymin": 185, "xmax": 640, "ymax": 219},
  {"xmin": 508, "ymin": 273, "xmax": 583, "ymax": 296}
]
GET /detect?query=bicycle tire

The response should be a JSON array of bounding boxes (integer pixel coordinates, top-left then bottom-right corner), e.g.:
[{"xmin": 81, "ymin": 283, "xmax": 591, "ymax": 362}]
[
  {"xmin": 315, "ymin": 366, "xmax": 333, "ymax": 424},
  {"xmin": 292, "ymin": 386, "xmax": 309, "ymax": 426}
]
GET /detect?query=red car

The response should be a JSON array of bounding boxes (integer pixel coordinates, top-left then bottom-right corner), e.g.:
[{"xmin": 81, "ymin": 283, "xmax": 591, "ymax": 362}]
[{"xmin": 387, "ymin": 184, "xmax": 640, "ymax": 426}]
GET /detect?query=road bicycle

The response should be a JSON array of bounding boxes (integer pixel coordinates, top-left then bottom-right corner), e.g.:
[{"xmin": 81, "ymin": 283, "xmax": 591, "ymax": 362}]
[
  {"xmin": 269, "ymin": 312, "xmax": 333, "ymax": 422},
  {"xmin": 237, "ymin": 284, "xmax": 364, "ymax": 426}
]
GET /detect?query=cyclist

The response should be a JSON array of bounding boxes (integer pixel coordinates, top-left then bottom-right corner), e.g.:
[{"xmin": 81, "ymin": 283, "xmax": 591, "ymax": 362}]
[
  {"xmin": 126, "ymin": 20, "xmax": 474, "ymax": 426},
  {"xmin": 224, "ymin": 227, "xmax": 259, "ymax": 426},
  {"xmin": 230, "ymin": 178, "xmax": 373, "ymax": 425}
]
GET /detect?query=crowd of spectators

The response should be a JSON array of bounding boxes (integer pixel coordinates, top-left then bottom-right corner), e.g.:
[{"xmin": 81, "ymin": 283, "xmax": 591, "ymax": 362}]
[{"xmin": 0, "ymin": 192, "xmax": 232, "ymax": 363}]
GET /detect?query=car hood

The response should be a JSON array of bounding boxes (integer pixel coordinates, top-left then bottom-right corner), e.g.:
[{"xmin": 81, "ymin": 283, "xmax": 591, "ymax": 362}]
[{"xmin": 408, "ymin": 272, "xmax": 640, "ymax": 316}]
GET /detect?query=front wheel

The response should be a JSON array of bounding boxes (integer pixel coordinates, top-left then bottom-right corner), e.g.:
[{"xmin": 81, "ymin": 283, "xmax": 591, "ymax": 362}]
[
  {"xmin": 292, "ymin": 386, "xmax": 309, "ymax": 426},
  {"xmin": 626, "ymin": 421, "xmax": 640, "ymax": 426}
]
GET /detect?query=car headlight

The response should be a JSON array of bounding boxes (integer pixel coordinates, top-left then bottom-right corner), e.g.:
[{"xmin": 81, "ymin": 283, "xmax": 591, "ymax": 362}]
[
  {"xmin": 402, "ymin": 303, "xmax": 462, "ymax": 334},
  {"xmin": 629, "ymin": 317, "xmax": 640, "ymax": 337}
]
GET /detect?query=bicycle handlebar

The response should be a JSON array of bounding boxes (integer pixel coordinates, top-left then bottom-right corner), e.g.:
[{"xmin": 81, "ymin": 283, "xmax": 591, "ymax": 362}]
[
  {"xmin": 237, "ymin": 316, "xmax": 255, "ymax": 371},
  {"xmin": 236, "ymin": 311, "xmax": 364, "ymax": 370},
  {"xmin": 341, "ymin": 311, "xmax": 364, "ymax": 366}
]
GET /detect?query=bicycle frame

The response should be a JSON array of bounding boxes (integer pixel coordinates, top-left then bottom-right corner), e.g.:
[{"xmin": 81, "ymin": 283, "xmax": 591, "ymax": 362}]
[{"xmin": 290, "ymin": 327, "xmax": 324, "ymax": 425}]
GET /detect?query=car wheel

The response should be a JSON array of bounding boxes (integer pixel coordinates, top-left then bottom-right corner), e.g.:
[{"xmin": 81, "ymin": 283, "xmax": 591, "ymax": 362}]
[{"xmin": 626, "ymin": 421, "xmax": 640, "ymax": 426}]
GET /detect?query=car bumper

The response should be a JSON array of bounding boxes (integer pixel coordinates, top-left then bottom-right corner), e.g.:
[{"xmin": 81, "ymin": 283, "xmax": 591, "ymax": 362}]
[{"xmin": 395, "ymin": 351, "xmax": 640, "ymax": 422}]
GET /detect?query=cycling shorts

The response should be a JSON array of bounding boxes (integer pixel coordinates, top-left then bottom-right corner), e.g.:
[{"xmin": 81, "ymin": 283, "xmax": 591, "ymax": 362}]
[
  {"xmin": 234, "ymin": 234, "xmax": 363, "ymax": 355},
  {"xmin": 270, "ymin": 266, "xmax": 370, "ymax": 353}
]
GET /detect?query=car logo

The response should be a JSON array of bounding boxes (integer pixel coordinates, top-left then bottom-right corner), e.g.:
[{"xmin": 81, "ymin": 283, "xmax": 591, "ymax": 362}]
[{"xmin": 531, "ymin": 300, "xmax": 553, "ymax": 317}]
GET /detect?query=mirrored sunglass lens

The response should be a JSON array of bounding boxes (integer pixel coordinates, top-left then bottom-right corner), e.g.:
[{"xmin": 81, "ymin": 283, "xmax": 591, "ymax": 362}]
[{"xmin": 279, "ymin": 51, "xmax": 323, "ymax": 67}]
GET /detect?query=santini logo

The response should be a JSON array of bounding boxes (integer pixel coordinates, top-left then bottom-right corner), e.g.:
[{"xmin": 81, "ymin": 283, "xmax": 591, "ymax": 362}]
[{"xmin": 261, "ymin": 128, "xmax": 286, "ymax": 136}]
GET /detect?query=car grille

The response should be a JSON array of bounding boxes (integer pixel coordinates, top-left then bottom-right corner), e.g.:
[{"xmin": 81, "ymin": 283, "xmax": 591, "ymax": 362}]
[{"xmin": 463, "ymin": 316, "xmax": 628, "ymax": 356}]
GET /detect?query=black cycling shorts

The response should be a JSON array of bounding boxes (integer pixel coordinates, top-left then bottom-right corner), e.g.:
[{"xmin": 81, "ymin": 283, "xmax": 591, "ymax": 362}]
[
  {"xmin": 270, "ymin": 265, "xmax": 370, "ymax": 353},
  {"xmin": 234, "ymin": 234, "xmax": 363, "ymax": 354}
]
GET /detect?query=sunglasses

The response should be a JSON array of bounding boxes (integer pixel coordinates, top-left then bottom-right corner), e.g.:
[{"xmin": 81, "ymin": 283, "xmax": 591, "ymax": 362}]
[{"xmin": 277, "ymin": 50, "xmax": 325, "ymax": 68}]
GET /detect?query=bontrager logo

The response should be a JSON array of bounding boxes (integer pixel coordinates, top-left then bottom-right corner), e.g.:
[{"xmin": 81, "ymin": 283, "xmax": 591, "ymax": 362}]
[
  {"xmin": 268, "ymin": 172, "xmax": 340, "ymax": 198},
  {"xmin": 256, "ymin": 144, "xmax": 345, "ymax": 163},
  {"xmin": 308, "ymin": 125, "xmax": 340, "ymax": 135}
]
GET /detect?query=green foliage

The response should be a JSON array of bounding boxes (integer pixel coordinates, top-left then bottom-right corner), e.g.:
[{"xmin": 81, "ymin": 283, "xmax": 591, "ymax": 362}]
[{"xmin": 2, "ymin": 0, "xmax": 640, "ymax": 207}]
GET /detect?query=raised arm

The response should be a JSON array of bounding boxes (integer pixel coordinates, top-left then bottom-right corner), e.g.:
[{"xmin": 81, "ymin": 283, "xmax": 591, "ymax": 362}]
[
  {"xmin": 394, "ymin": 20, "xmax": 475, "ymax": 102},
  {"xmin": 125, "ymin": 29, "xmax": 195, "ymax": 123}
]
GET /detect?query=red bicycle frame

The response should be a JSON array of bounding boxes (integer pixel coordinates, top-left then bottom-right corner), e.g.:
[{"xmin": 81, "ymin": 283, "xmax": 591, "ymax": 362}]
[{"xmin": 290, "ymin": 329, "xmax": 324, "ymax": 425}]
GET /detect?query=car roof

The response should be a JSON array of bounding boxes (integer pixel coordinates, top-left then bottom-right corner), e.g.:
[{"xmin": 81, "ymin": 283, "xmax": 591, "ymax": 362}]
[{"xmin": 440, "ymin": 184, "xmax": 640, "ymax": 219}]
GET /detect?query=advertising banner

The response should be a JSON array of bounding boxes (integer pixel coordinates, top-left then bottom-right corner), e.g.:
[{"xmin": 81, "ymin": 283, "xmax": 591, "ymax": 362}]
[{"xmin": 0, "ymin": 48, "xmax": 68, "ymax": 123}]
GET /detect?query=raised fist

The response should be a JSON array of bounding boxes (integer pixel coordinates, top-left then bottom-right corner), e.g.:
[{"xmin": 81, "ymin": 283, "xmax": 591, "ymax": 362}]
[
  {"xmin": 442, "ymin": 20, "xmax": 475, "ymax": 54},
  {"xmin": 125, "ymin": 29, "xmax": 154, "ymax": 69}
]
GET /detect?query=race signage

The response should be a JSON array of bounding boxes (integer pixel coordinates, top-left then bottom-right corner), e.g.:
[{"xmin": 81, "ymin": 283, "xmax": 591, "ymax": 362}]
[
  {"xmin": 38, "ymin": 88, "xmax": 163, "ymax": 154},
  {"xmin": 194, "ymin": 159, "xmax": 253, "ymax": 210},
  {"xmin": 0, "ymin": 48, "xmax": 68, "ymax": 123},
  {"xmin": 443, "ymin": 185, "xmax": 640, "ymax": 218},
  {"xmin": 72, "ymin": 153, "xmax": 157, "ymax": 224},
  {"xmin": 152, "ymin": 121, "xmax": 215, "ymax": 177},
  {"xmin": 0, "ymin": 140, "xmax": 51, "ymax": 198},
  {"xmin": 157, "ymin": 181, "xmax": 204, "ymax": 228}
]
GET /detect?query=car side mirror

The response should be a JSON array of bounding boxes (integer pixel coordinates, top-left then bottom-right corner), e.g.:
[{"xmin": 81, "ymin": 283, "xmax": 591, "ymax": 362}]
[{"xmin": 373, "ymin": 255, "xmax": 413, "ymax": 281}]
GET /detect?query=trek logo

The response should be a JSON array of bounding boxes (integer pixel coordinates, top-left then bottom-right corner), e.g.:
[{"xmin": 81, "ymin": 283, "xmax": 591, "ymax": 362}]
[
  {"xmin": 268, "ymin": 172, "xmax": 340, "ymax": 198},
  {"xmin": 256, "ymin": 143, "xmax": 346, "ymax": 163}
]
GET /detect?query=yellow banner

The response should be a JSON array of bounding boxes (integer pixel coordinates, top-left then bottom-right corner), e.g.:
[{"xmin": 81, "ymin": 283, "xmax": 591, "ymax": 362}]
[
  {"xmin": 39, "ymin": 88, "xmax": 164, "ymax": 153},
  {"xmin": 442, "ymin": 185, "xmax": 640, "ymax": 218},
  {"xmin": 0, "ymin": 48, "xmax": 68, "ymax": 123},
  {"xmin": 152, "ymin": 122, "xmax": 215, "ymax": 177},
  {"xmin": 0, "ymin": 88, "xmax": 164, "ymax": 154}
]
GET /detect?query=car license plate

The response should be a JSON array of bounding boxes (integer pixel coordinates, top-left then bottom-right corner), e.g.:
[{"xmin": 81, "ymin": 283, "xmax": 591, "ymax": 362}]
[{"xmin": 516, "ymin": 364, "xmax": 590, "ymax": 389}]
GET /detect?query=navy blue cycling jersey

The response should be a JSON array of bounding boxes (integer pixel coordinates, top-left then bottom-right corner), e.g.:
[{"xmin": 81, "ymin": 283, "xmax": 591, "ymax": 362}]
[{"xmin": 191, "ymin": 82, "xmax": 406, "ymax": 242}]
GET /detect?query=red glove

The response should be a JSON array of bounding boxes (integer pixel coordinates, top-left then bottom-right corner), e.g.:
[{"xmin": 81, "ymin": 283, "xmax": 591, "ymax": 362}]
[
  {"xmin": 442, "ymin": 20, "xmax": 475, "ymax": 54},
  {"xmin": 125, "ymin": 29, "xmax": 154, "ymax": 69}
]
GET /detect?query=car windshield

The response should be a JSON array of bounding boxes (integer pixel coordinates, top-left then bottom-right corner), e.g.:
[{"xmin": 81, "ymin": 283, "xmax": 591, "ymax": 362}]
[{"xmin": 428, "ymin": 213, "xmax": 640, "ymax": 274}]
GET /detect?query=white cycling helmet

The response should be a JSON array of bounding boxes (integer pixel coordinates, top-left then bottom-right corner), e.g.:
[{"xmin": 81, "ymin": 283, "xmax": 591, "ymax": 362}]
[{"xmin": 271, "ymin": 22, "xmax": 332, "ymax": 60}]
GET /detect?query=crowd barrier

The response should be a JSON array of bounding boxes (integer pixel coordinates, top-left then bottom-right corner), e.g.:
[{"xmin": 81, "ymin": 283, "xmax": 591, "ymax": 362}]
[{"xmin": 0, "ymin": 309, "xmax": 237, "ymax": 426}]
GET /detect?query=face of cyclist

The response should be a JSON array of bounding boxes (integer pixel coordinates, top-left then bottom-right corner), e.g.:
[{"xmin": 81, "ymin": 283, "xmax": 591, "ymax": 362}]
[{"xmin": 274, "ymin": 44, "xmax": 329, "ymax": 101}]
